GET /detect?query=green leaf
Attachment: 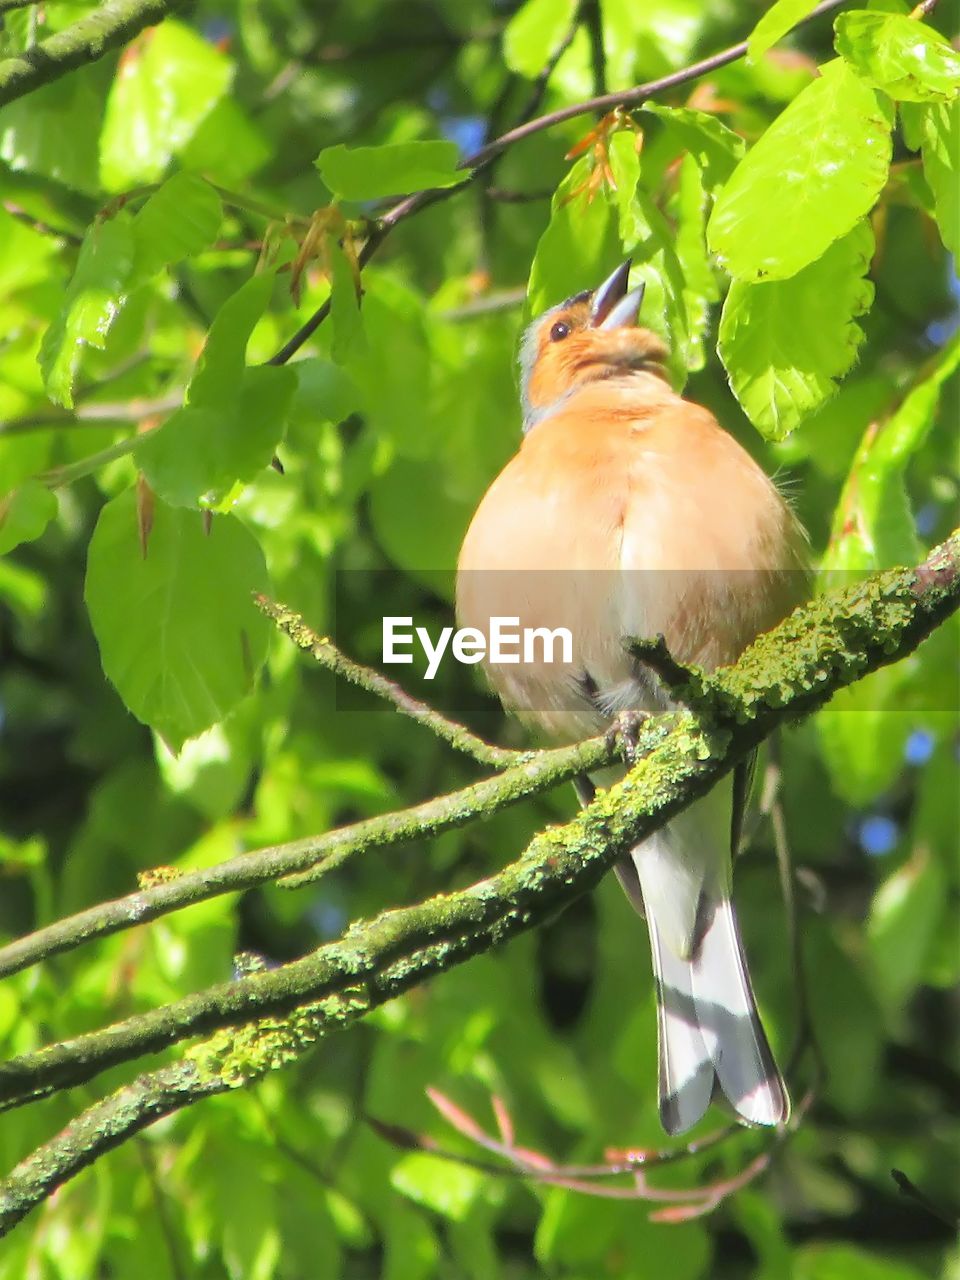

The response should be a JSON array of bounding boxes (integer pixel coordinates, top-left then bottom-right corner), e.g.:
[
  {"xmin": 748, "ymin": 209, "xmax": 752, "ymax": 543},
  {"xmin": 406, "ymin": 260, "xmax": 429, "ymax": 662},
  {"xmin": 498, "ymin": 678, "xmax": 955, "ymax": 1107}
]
[
  {"xmin": 748, "ymin": 0, "xmax": 823, "ymax": 63},
  {"xmin": 390, "ymin": 1152, "xmax": 484, "ymax": 1221},
  {"xmin": 795, "ymin": 1246, "xmax": 931, "ymax": 1280},
  {"xmin": 641, "ymin": 101, "xmax": 746, "ymax": 190},
  {"xmin": 673, "ymin": 154, "xmax": 718, "ymax": 371},
  {"xmin": 369, "ymin": 458, "xmax": 465, "ymax": 597},
  {"xmin": 805, "ymin": 919, "xmax": 884, "ymax": 1114},
  {"xmin": 503, "ymin": 0, "xmax": 578, "ymax": 78},
  {"xmin": 608, "ymin": 132, "xmax": 691, "ymax": 384},
  {"xmin": 526, "ymin": 155, "xmax": 622, "ymax": 319},
  {"xmin": 138, "ymin": 272, "xmax": 290, "ymax": 507},
  {"xmin": 869, "ymin": 847, "xmax": 945, "ymax": 1017},
  {"xmin": 287, "ymin": 359, "xmax": 362, "ymax": 428},
  {"xmin": 0, "ymin": 66, "xmax": 108, "ymax": 195},
  {"xmin": 37, "ymin": 213, "xmax": 135, "ymax": 408},
  {"xmin": 0, "ymin": 481, "xmax": 58, "ymax": 555},
  {"xmin": 383, "ymin": 1203, "xmax": 440, "ymax": 1280},
  {"xmin": 329, "ymin": 239, "xmax": 366, "ymax": 363},
  {"xmin": 835, "ymin": 10, "xmax": 960, "ymax": 103},
  {"xmin": 708, "ymin": 60, "xmax": 893, "ymax": 281},
  {"xmin": 138, "ymin": 366, "xmax": 296, "ymax": 508},
  {"xmin": 188, "ymin": 273, "xmax": 276, "ymax": 408},
  {"xmin": 718, "ymin": 221, "xmax": 875, "ymax": 440},
  {"xmin": 822, "ymin": 332, "xmax": 960, "ymax": 574},
  {"xmin": 131, "ymin": 173, "xmax": 223, "ymax": 281},
  {"xmin": 816, "ymin": 672, "xmax": 915, "ymax": 805},
  {"xmin": 99, "ymin": 20, "xmax": 234, "ymax": 190},
  {"xmin": 918, "ymin": 100, "xmax": 960, "ymax": 255},
  {"xmin": 84, "ymin": 488, "xmax": 270, "ymax": 750},
  {"xmin": 315, "ymin": 141, "xmax": 467, "ymax": 201}
]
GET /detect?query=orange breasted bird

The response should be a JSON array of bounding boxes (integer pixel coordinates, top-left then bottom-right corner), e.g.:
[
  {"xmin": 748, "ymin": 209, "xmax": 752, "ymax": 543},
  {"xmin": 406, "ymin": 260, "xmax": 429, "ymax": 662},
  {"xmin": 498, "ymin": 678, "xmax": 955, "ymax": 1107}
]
[{"xmin": 456, "ymin": 262, "xmax": 808, "ymax": 1135}]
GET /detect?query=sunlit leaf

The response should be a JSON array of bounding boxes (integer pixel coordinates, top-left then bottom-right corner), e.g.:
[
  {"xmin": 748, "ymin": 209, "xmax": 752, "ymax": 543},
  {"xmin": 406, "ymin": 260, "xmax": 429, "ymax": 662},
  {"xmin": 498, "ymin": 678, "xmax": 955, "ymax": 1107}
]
[
  {"xmin": 708, "ymin": 60, "xmax": 893, "ymax": 281},
  {"xmin": 822, "ymin": 331, "xmax": 960, "ymax": 574},
  {"xmin": 188, "ymin": 272, "xmax": 276, "ymax": 408},
  {"xmin": 138, "ymin": 366, "xmax": 296, "ymax": 508},
  {"xmin": 608, "ymin": 131, "xmax": 691, "ymax": 384},
  {"xmin": 0, "ymin": 480, "xmax": 57, "ymax": 555},
  {"xmin": 84, "ymin": 488, "xmax": 270, "ymax": 750},
  {"xmin": 37, "ymin": 213, "xmax": 135, "ymax": 407},
  {"xmin": 869, "ymin": 847, "xmax": 945, "ymax": 1017},
  {"xmin": 131, "ymin": 173, "xmax": 223, "ymax": 281},
  {"xmin": 718, "ymin": 221, "xmax": 875, "ymax": 439},
  {"xmin": 328, "ymin": 238, "xmax": 366, "ymax": 363},
  {"xmin": 315, "ymin": 141, "xmax": 467, "ymax": 201},
  {"xmin": 835, "ymin": 10, "xmax": 960, "ymax": 103},
  {"xmin": 641, "ymin": 101, "xmax": 745, "ymax": 189},
  {"xmin": 918, "ymin": 99, "xmax": 960, "ymax": 255},
  {"xmin": 99, "ymin": 20, "xmax": 234, "ymax": 190},
  {"xmin": 390, "ymin": 1152, "xmax": 484, "ymax": 1221},
  {"xmin": 503, "ymin": 0, "xmax": 578, "ymax": 78},
  {"xmin": 526, "ymin": 154, "xmax": 622, "ymax": 318},
  {"xmin": 748, "ymin": 0, "xmax": 823, "ymax": 63},
  {"xmin": 672, "ymin": 153, "xmax": 719, "ymax": 371}
]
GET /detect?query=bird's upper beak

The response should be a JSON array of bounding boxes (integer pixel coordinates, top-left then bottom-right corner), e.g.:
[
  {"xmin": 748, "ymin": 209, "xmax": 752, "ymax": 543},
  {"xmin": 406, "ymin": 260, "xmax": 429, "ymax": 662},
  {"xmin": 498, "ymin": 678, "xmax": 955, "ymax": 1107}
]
[{"xmin": 589, "ymin": 260, "xmax": 646, "ymax": 331}]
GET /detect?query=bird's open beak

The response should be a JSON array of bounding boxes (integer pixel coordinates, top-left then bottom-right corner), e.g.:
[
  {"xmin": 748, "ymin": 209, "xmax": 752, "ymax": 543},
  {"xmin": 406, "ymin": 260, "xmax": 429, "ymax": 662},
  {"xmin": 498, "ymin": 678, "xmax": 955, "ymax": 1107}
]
[{"xmin": 589, "ymin": 260, "xmax": 646, "ymax": 331}]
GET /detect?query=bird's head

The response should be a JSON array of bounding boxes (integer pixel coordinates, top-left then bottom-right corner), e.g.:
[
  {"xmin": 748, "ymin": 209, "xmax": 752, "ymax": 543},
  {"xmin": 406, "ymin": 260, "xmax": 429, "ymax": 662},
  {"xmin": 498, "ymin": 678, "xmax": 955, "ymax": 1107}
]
[{"xmin": 518, "ymin": 260, "xmax": 669, "ymax": 432}]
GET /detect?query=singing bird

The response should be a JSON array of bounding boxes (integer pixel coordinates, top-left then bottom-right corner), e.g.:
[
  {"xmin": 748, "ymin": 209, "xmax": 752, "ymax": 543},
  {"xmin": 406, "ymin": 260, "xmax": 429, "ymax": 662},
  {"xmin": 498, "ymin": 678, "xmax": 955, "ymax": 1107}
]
[{"xmin": 456, "ymin": 262, "xmax": 808, "ymax": 1135}]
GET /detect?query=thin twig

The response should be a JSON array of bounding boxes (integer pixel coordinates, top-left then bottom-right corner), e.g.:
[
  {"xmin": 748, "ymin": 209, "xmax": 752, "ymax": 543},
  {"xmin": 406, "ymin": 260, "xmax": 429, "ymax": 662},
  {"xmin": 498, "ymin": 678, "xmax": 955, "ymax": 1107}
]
[
  {"xmin": 255, "ymin": 594, "xmax": 522, "ymax": 768},
  {"xmin": 483, "ymin": 187, "xmax": 553, "ymax": 204},
  {"xmin": 891, "ymin": 1168, "xmax": 960, "ymax": 1229},
  {"xmin": 1, "ymin": 202, "xmax": 83, "ymax": 245}
]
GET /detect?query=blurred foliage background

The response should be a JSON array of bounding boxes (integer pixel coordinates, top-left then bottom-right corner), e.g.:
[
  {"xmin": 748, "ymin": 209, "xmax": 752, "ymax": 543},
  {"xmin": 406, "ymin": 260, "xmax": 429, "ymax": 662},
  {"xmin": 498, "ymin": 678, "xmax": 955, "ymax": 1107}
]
[{"xmin": 0, "ymin": 0, "xmax": 958, "ymax": 1275}]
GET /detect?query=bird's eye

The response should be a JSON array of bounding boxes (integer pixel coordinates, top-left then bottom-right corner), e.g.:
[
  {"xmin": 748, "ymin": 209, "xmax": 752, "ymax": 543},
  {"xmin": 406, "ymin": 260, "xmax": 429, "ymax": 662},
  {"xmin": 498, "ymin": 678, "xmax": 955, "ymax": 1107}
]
[{"xmin": 549, "ymin": 321, "xmax": 570, "ymax": 342}]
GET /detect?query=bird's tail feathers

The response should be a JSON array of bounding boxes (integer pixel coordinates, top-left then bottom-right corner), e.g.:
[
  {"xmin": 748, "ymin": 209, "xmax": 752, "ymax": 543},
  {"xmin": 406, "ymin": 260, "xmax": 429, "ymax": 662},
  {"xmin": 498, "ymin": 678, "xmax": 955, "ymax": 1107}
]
[{"xmin": 646, "ymin": 887, "xmax": 789, "ymax": 1136}]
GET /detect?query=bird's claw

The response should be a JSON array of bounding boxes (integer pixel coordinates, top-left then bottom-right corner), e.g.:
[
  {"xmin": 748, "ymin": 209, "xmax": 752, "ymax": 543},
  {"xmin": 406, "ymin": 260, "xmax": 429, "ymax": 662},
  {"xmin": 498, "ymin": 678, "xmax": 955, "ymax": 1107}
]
[{"xmin": 606, "ymin": 710, "xmax": 649, "ymax": 765}]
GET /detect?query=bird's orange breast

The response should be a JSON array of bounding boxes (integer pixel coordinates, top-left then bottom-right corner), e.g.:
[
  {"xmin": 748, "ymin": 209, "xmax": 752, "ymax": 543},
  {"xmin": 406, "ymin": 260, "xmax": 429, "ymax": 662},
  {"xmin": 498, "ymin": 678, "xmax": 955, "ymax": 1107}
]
[{"xmin": 456, "ymin": 383, "xmax": 806, "ymax": 738}]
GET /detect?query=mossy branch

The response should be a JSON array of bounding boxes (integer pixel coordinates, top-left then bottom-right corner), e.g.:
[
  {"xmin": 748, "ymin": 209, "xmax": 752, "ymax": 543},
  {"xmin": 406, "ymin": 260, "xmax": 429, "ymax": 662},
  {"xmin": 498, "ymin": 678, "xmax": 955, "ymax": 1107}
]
[
  {"xmin": 0, "ymin": 0, "xmax": 184, "ymax": 108},
  {"xmin": 0, "ymin": 731, "xmax": 617, "ymax": 981},
  {"xmin": 3, "ymin": 536, "xmax": 959, "ymax": 1187},
  {"xmin": 0, "ymin": 530, "xmax": 957, "ymax": 1236}
]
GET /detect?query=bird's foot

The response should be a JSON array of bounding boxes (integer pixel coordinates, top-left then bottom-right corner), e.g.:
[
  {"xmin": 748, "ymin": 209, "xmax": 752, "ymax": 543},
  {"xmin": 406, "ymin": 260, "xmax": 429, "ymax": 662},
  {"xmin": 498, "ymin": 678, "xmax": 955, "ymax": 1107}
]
[{"xmin": 606, "ymin": 709, "xmax": 650, "ymax": 765}]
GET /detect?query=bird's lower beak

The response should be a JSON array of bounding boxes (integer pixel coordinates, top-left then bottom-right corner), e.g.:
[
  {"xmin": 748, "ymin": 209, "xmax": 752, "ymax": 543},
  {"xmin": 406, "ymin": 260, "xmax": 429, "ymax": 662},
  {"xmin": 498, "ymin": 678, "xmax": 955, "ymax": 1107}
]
[
  {"xmin": 598, "ymin": 282, "xmax": 646, "ymax": 331},
  {"xmin": 590, "ymin": 260, "xmax": 637, "ymax": 327}
]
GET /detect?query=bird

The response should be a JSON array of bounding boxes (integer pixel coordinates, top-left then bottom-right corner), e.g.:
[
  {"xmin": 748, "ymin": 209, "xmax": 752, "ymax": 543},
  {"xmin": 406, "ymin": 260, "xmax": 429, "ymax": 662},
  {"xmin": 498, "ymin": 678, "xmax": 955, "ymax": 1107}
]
[{"xmin": 456, "ymin": 260, "xmax": 809, "ymax": 1136}]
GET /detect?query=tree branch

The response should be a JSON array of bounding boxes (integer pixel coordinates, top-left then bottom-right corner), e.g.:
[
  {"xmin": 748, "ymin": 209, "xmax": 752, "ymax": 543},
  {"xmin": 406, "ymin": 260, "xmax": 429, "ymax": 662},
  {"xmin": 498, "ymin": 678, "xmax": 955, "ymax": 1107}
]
[
  {"xmin": 0, "ymin": 731, "xmax": 618, "ymax": 981},
  {"xmin": 0, "ymin": 532, "xmax": 957, "ymax": 1232},
  {"xmin": 0, "ymin": 0, "xmax": 184, "ymax": 108},
  {"xmin": 254, "ymin": 595, "xmax": 522, "ymax": 768},
  {"xmin": 0, "ymin": 531, "xmax": 956, "ymax": 1116},
  {"xmin": 268, "ymin": 0, "xmax": 849, "ymax": 365}
]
